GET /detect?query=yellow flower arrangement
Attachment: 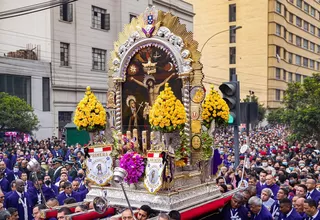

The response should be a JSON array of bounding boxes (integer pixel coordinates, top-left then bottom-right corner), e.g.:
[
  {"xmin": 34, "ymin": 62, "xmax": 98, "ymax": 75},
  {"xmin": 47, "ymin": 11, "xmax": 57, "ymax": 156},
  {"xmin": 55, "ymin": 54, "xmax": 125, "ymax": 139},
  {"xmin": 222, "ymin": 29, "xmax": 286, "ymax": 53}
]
[
  {"xmin": 201, "ymin": 85, "xmax": 229, "ymax": 128},
  {"xmin": 149, "ymin": 83, "xmax": 186, "ymax": 132},
  {"xmin": 74, "ymin": 86, "xmax": 107, "ymax": 132}
]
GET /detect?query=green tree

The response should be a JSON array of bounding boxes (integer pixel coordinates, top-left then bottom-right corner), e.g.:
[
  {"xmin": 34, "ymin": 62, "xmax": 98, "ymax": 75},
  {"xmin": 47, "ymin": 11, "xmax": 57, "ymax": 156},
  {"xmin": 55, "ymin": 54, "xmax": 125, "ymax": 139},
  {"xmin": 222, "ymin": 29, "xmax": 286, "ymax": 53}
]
[
  {"xmin": 243, "ymin": 94, "xmax": 267, "ymax": 123},
  {"xmin": 267, "ymin": 108, "xmax": 286, "ymax": 125},
  {"xmin": 0, "ymin": 92, "xmax": 39, "ymax": 134},
  {"xmin": 280, "ymin": 73, "xmax": 320, "ymax": 144}
]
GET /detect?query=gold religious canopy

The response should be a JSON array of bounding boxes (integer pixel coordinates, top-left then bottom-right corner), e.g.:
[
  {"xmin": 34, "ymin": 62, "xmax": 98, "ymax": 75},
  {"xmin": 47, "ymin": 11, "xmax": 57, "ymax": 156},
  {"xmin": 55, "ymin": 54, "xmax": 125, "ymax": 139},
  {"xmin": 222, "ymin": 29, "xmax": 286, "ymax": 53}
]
[{"xmin": 106, "ymin": 6, "xmax": 205, "ymax": 165}]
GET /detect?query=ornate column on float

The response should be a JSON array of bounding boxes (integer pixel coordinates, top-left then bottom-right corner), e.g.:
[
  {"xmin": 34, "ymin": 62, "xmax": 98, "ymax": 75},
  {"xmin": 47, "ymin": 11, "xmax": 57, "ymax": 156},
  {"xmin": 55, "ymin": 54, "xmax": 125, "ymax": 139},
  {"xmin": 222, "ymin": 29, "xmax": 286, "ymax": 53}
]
[{"xmin": 148, "ymin": 83, "xmax": 186, "ymax": 189}]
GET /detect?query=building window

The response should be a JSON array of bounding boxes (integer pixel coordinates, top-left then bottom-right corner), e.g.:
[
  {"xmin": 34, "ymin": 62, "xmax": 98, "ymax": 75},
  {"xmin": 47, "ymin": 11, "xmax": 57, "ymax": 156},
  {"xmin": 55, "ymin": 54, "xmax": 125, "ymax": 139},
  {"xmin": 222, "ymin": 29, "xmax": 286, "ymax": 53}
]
[
  {"xmin": 318, "ymin": 28, "xmax": 320, "ymax": 38},
  {"xmin": 283, "ymin": 29, "xmax": 287, "ymax": 39},
  {"xmin": 229, "ymin": 47, "xmax": 236, "ymax": 64},
  {"xmin": 0, "ymin": 74, "xmax": 31, "ymax": 105},
  {"xmin": 288, "ymin": 52, "xmax": 293, "ymax": 63},
  {"xmin": 60, "ymin": 3, "xmax": 73, "ymax": 22},
  {"xmin": 288, "ymin": 72, "xmax": 293, "ymax": 82},
  {"xmin": 310, "ymin": 42, "xmax": 315, "ymax": 52},
  {"xmin": 275, "ymin": 89, "xmax": 281, "ymax": 101},
  {"xmin": 310, "ymin": 60, "xmax": 315, "ymax": 69},
  {"xmin": 60, "ymin": 42, "xmax": 69, "ymax": 66},
  {"xmin": 304, "ymin": 21, "xmax": 309, "ymax": 31},
  {"xmin": 318, "ymin": 45, "xmax": 320, "ymax": 54},
  {"xmin": 310, "ymin": 25, "xmax": 315, "ymax": 35},
  {"xmin": 311, "ymin": 7, "xmax": 316, "ymax": 17},
  {"xmin": 289, "ymin": 0, "xmax": 294, "ymax": 3},
  {"xmin": 276, "ymin": 68, "xmax": 281, "ymax": 79},
  {"xmin": 303, "ymin": 39, "xmax": 308, "ymax": 49},
  {"xmin": 296, "ymin": 74, "xmax": 301, "ymax": 82},
  {"xmin": 303, "ymin": 57, "xmax": 308, "ymax": 67},
  {"xmin": 317, "ymin": 62, "xmax": 320, "ymax": 71},
  {"xmin": 304, "ymin": 3, "xmax": 309, "ymax": 13},
  {"xmin": 92, "ymin": 6, "xmax": 110, "ymax": 30},
  {"xmin": 276, "ymin": 24, "xmax": 281, "ymax": 36},
  {"xmin": 229, "ymin": 4, "xmax": 236, "ymax": 22},
  {"xmin": 289, "ymin": 33, "xmax": 293, "ymax": 43},
  {"xmin": 42, "ymin": 77, "xmax": 50, "ymax": 111},
  {"xmin": 283, "ymin": 70, "xmax": 286, "ymax": 81},
  {"xmin": 92, "ymin": 48, "xmax": 106, "ymax": 71},
  {"xmin": 296, "ymin": 36, "xmax": 301, "ymax": 47},
  {"xmin": 289, "ymin": 13, "xmax": 294, "ymax": 23},
  {"xmin": 296, "ymin": 17, "xmax": 302, "ymax": 27},
  {"xmin": 129, "ymin": 14, "xmax": 137, "ymax": 22},
  {"xmin": 276, "ymin": 46, "xmax": 281, "ymax": 56},
  {"xmin": 296, "ymin": 55, "xmax": 301, "ymax": 65},
  {"xmin": 58, "ymin": 111, "xmax": 73, "ymax": 129},
  {"xmin": 229, "ymin": 68, "xmax": 236, "ymax": 81},
  {"xmin": 276, "ymin": 2, "xmax": 281, "ymax": 13},
  {"xmin": 297, "ymin": 0, "xmax": 302, "ymax": 8},
  {"xmin": 230, "ymin": 26, "xmax": 236, "ymax": 43}
]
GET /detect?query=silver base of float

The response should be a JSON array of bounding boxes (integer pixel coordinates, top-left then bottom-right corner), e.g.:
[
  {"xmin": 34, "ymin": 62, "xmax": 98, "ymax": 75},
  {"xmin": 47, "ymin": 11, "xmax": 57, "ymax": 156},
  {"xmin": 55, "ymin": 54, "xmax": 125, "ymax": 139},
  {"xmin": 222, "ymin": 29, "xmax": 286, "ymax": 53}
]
[{"xmin": 85, "ymin": 179, "xmax": 221, "ymax": 212}]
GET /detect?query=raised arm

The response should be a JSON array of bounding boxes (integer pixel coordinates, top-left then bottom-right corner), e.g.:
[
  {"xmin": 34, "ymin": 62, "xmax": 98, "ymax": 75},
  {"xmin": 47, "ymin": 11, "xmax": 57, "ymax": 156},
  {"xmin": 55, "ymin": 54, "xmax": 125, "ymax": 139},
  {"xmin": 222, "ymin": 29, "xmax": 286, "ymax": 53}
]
[
  {"xmin": 130, "ymin": 77, "xmax": 147, "ymax": 88},
  {"xmin": 158, "ymin": 73, "xmax": 175, "ymax": 87}
]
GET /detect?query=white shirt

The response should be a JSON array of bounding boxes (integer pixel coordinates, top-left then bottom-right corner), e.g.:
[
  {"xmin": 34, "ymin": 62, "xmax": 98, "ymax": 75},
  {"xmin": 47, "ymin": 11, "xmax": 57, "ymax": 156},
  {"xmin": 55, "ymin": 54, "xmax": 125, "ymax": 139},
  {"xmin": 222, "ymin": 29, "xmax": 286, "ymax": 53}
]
[
  {"xmin": 286, "ymin": 208, "xmax": 293, "ymax": 217},
  {"xmin": 312, "ymin": 210, "xmax": 319, "ymax": 219}
]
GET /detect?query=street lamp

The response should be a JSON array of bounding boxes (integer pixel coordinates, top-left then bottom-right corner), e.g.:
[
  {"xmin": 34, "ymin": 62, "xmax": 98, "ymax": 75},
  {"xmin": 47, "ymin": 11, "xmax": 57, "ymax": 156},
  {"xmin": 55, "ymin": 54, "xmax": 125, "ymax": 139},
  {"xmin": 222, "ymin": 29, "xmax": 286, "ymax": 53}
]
[{"xmin": 200, "ymin": 26, "xmax": 242, "ymax": 53}]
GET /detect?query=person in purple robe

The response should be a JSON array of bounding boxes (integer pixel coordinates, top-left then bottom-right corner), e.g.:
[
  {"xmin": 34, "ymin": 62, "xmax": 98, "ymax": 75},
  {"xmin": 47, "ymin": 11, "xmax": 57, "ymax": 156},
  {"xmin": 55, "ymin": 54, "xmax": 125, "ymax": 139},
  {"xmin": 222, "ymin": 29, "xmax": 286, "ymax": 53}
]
[
  {"xmin": 270, "ymin": 188, "xmax": 289, "ymax": 220},
  {"xmin": 12, "ymin": 163, "xmax": 21, "ymax": 180},
  {"xmin": 248, "ymin": 196, "xmax": 272, "ymax": 220},
  {"xmin": 306, "ymin": 178, "xmax": 320, "ymax": 204},
  {"xmin": 256, "ymin": 170, "xmax": 267, "ymax": 197},
  {"xmin": 57, "ymin": 182, "xmax": 82, "ymax": 205},
  {"xmin": 278, "ymin": 198, "xmax": 302, "ymax": 220},
  {"xmin": 262, "ymin": 175, "xmax": 279, "ymax": 199},
  {"xmin": 0, "ymin": 161, "xmax": 14, "ymax": 184},
  {"xmin": 5, "ymin": 179, "xmax": 33, "ymax": 220},
  {"xmin": 303, "ymin": 199, "xmax": 320, "ymax": 220},
  {"xmin": 221, "ymin": 192, "xmax": 249, "ymax": 220}
]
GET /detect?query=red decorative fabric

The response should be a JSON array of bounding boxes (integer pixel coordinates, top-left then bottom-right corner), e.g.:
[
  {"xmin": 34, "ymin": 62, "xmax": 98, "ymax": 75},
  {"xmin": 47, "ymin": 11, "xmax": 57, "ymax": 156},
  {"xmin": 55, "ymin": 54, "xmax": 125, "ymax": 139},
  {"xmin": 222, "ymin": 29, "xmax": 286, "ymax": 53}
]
[{"xmin": 180, "ymin": 196, "xmax": 232, "ymax": 220}]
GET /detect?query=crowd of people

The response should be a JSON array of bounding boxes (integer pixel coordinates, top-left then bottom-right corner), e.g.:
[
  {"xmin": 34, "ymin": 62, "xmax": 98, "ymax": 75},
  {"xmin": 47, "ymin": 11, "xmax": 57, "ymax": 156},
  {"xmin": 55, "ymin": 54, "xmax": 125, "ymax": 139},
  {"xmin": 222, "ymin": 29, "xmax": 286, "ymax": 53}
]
[
  {"xmin": 0, "ymin": 124, "xmax": 319, "ymax": 220},
  {"xmin": 0, "ymin": 138, "xmax": 92, "ymax": 220},
  {"xmin": 215, "ymin": 125, "xmax": 320, "ymax": 219}
]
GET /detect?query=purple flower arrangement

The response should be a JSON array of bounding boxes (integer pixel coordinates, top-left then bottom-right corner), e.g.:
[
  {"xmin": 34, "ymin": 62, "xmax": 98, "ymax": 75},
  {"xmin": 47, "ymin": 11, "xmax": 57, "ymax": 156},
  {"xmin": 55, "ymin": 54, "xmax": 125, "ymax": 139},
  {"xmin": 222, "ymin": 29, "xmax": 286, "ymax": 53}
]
[{"xmin": 119, "ymin": 152, "xmax": 145, "ymax": 184}]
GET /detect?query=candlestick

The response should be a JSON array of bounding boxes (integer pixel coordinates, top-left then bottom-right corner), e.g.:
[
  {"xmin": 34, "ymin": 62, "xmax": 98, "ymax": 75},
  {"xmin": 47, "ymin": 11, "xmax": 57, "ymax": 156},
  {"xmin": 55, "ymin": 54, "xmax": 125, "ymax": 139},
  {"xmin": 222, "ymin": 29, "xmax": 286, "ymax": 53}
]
[{"xmin": 142, "ymin": 131, "xmax": 147, "ymax": 155}]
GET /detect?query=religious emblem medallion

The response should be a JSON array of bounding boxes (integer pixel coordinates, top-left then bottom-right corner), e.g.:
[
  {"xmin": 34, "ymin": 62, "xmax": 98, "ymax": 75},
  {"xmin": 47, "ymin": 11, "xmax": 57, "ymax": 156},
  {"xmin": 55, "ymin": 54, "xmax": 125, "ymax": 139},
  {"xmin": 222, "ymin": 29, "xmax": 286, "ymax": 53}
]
[
  {"xmin": 144, "ymin": 151, "xmax": 164, "ymax": 194},
  {"xmin": 86, "ymin": 146, "xmax": 113, "ymax": 186},
  {"xmin": 190, "ymin": 86, "xmax": 205, "ymax": 103},
  {"xmin": 191, "ymin": 106, "xmax": 200, "ymax": 120}
]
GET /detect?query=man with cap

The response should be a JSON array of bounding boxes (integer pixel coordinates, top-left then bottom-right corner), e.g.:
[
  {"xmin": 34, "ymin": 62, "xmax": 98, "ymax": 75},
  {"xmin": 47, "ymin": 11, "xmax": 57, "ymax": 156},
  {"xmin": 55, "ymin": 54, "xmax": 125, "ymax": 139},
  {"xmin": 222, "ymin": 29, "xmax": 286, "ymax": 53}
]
[
  {"xmin": 5, "ymin": 179, "xmax": 33, "ymax": 220},
  {"xmin": 51, "ymin": 158, "xmax": 63, "ymax": 182},
  {"xmin": 278, "ymin": 198, "xmax": 302, "ymax": 220},
  {"xmin": 221, "ymin": 192, "xmax": 249, "ymax": 220},
  {"xmin": 65, "ymin": 160, "xmax": 77, "ymax": 181},
  {"xmin": 306, "ymin": 177, "xmax": 320, "ymax": 204},
  {"xmin": 137, "ymin": 205, "xmax": 153, "ymax": 220}
]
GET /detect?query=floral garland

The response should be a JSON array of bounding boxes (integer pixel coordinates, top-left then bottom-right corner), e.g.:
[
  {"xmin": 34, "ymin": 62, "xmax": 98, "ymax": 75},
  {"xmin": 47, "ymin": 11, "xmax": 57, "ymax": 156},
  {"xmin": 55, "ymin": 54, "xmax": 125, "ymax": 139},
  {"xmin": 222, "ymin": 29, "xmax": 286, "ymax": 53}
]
[
  {"xmin": 149, "ymin": 83, "xmax": 186, "ymax": 132},
  {"xmin": 201, "ymin": 85, "xmax": 229, "ymax": 128},
  {"xmin": 175, "ymin": 131, "xmax": 191, "ymax": 167},
  {"xmin": 74, "ymin": 86, "xmax": 106, "ymax": 132},
  {"xmin": 119, "ymin": 152, "xmax": 145, "ymax": 184},
  {"xmin": 200, "ymin": 131, "xmax": 214, "ymax": 161}
]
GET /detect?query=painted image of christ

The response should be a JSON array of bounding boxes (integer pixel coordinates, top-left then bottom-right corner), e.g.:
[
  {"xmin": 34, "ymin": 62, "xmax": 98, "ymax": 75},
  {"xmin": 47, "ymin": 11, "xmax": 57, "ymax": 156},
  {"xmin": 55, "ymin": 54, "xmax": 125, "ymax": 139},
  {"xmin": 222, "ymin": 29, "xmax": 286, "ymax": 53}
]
[{"xmin": 130, "ymin": 73, "xmax": 176, "ymax": 106}]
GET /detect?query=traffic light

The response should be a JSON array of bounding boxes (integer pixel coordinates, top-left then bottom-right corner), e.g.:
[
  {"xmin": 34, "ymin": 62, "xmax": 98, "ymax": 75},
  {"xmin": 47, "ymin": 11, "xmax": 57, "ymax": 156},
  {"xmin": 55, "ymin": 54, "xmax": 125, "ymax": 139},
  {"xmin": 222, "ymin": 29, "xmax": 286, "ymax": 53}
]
[{"xmin": 219, "ymin": 81, "xmax": 240, "ymax": 126}]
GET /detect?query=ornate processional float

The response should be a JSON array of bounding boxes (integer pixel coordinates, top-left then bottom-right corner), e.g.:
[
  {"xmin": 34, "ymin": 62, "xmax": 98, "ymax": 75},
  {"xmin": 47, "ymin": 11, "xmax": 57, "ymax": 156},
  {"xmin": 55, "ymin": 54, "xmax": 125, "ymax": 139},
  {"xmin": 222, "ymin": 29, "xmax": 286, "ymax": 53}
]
[{"xmin": 74, "ymin": 6, "xmax": 233, "ymax": 216}]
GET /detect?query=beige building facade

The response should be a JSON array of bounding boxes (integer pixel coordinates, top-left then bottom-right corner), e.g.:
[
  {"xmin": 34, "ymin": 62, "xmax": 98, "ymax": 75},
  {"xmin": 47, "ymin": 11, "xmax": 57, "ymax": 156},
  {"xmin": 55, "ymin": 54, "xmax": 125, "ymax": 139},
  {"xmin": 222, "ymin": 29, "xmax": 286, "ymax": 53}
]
[{"xmin": 187, "ymin": 0, "xmax": 320, "ymax": 108}]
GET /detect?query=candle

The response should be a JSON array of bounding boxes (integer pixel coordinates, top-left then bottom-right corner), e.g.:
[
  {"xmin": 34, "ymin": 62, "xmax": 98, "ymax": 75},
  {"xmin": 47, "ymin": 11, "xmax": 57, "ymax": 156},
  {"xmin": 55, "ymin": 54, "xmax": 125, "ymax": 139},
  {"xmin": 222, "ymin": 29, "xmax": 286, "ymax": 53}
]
[
  {"xmin": 133, "ymin": 129, "xmax": 138, "ymax": 149},
  {"xmin": 150, "ymin": 131, "xmax": 155, "ymax": 150},
  {"xmin": 142, "ymin": 131, "xmax": 147, "ymax": 154}
]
